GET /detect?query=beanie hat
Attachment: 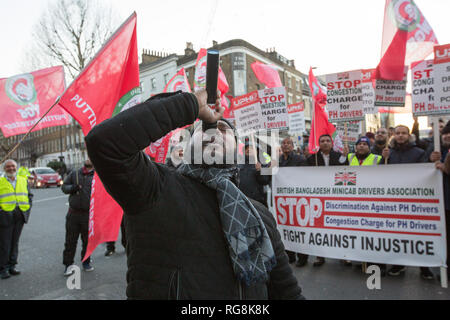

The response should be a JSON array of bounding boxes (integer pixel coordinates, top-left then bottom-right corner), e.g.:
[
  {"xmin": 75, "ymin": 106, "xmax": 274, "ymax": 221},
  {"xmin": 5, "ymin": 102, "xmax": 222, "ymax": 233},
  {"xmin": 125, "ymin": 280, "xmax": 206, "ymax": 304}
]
[{"xmin": 356, "ymin": 136, "xmax": 371, "ymax": 147}]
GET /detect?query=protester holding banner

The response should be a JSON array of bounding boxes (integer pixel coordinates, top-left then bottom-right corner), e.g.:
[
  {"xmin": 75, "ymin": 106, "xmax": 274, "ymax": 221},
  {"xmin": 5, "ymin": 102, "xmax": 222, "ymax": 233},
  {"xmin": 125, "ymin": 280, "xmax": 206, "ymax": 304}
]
[
  {"xmin": 0, "ymin": 159, "xmax": 33, "ymax": 280},
  {"xmin": 295, "ymin": 134, "xmax": 349, "ymax": 268},
  {"xmin": 348, "ymin": 137, "xmax": 383, "ymax": 166},
  {"xmin": 85, "ymin": 90, "xmax": 304, "ymax": 299},
  {"xmin": 238, "ymin": 139, "xmax": 271, "ymax": 208},
  {"xmin": 371, "ymin": 128, "xmax": 389, "ymax": 156},
  {"xmin": 383, "ymin": 125, "xmax": 434, "ymax": 280},
  {"xmin": 279, "ymin": 137, "xmax": 307, "ymax": 264},
  {"xmin": 61, "ymin": 160, "xmax": 95, "ymax": 275},
  {"xmin": 434, "ymin": 121, "xmax": 450, "ymax": 278}
]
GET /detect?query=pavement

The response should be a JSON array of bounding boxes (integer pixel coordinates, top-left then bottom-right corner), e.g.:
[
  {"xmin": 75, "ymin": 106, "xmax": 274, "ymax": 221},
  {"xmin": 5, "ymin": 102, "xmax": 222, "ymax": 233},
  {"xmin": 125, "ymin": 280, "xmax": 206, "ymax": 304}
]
[{"xmin": 0, "ymin": 187, "xmax": 449, "ymax": 300}]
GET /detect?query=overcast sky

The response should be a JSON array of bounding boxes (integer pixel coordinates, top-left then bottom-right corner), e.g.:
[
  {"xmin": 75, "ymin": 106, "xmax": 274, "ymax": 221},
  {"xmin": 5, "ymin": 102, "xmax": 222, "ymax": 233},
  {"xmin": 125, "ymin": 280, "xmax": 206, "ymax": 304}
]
[{"xmin": 1, "ymin": 0, "xmax": 450, "ymax": 79}]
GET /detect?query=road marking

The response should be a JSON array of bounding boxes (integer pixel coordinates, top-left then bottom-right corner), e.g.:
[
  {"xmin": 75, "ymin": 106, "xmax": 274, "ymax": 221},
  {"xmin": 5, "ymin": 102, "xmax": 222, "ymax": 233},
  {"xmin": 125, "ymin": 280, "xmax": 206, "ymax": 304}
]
[{"xmin": 33, "ymin": 195, "xmax": 68, "ymax": 203}]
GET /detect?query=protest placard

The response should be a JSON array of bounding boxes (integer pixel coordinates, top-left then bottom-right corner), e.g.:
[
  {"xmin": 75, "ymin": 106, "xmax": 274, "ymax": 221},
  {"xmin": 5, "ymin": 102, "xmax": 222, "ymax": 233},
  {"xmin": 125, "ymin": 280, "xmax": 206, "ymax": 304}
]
[
  {"xmin": 232, "ymin": 91, "xmax": 264, "ymax": 135},
  {"xmin": 361, "ymin": 69, "xmax": 377, "ymax": 114},
  {"xmin": 375, "ymin": 67, "xmax": 408, "ymax": 107},
  {"xmin": 335, "ymin": 121, "xmax": 361, "ymax": 147},
  {"xmin": 432, "ymin": 44, "xmax": 450, "ymax": 116},
  {"xmin": 287, "ymin": 102, "xmax": 305, "ymax": 134},
  {"xmin": 258, "ymin": 86, "xmax": 289, "ymax": 130},
  {"xmin": 272, "ymin": 164, "xmax": 447, "ymax": 267}
]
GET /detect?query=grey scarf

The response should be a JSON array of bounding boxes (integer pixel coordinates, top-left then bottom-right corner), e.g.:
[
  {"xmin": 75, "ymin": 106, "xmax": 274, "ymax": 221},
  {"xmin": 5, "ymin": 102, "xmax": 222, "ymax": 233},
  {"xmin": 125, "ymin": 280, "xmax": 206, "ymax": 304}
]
[{"xmin": 177, "ymin": 163, "xmax": 276, "ymax": 286}]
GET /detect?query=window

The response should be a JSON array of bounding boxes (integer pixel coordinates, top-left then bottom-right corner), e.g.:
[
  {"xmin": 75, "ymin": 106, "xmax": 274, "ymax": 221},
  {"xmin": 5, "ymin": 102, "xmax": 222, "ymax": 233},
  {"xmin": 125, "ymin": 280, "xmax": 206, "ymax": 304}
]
[
  {"xmin": 140, "ymin": 81, "xmax": 145, "ymax": 92},
  {"xmin": 296, "ymin": 95, "xmax": 301, "ymax": 103},
  {"xmin": 287, "ymin": 75, "xmax": 292, "ymax": 89},
  {"xmin": 288, "ymin": 93, "xmax": 293, "ymax": 105},
  {"xmin": 296, "ymin": 79, "xmax": 301, "ymax": 91},
  {"xmin": 164, "ymin": 73, "xmax": 169, "ymax": 85},
  {"xmin": 151, "ymin": 78, "xmax": 156, "ymax": 89}
]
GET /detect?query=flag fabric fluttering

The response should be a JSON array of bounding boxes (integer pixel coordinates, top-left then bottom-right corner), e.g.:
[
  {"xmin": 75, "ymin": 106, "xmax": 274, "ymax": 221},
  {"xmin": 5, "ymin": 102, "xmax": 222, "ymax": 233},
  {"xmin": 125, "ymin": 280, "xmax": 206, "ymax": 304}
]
[
  {"xmin": 308, "ymin": 67, "xmax": 336, "ymax": 154},
  {"xmin": 0, "ymin": 66, "xmax": 70, "ymax": 137},
  {"xmin": 251, "ymin": 61, "xmax": 282, "ymax": 88},
  {"xmin": 374, "ymin": 0, "xmax": 438, "ymax": 80},
  {"xmin": 58, "ymin": 13, "xmax": 141, "ymax": 261},
  {"xmin": 147, "ymin": 68, "xmax": 192, "ymax": 164}
]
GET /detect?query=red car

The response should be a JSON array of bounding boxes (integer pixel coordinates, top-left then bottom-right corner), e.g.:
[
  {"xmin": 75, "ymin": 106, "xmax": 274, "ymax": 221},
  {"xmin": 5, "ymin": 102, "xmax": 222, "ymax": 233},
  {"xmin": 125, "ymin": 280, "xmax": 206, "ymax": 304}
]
[{"xmin": 30, "ymin": 167, "xmax": 63, "ymax": 188}]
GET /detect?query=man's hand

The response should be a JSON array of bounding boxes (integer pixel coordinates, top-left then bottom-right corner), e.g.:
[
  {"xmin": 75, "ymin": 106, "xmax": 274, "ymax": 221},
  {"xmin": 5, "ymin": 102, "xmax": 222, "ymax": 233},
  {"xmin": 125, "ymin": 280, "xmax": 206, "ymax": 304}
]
[
  {"xmin": 195, "ymin": 89, "xmax": 224, "ymax": 124},
  {"xmin": 382, "ymin": 147, "xmax": 390, "ymax": 160},
  {"xmin": 255, "ymin": 162, "xmax": 262, "ymax": 171},
  {"xmin": 342, "ymin": 145, "xmax": 349, "ymax": 157},
  {"xmin": 430, "ymin": 151, "xmax": 441, "ymax": 162}
]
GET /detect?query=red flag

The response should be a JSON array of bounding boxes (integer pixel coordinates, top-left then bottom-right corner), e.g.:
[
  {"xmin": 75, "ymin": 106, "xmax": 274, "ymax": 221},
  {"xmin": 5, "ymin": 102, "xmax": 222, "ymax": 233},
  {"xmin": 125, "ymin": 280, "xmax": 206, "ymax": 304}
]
[
  {"xmin": 251, "ymin": 61, "xmax": 282, "ymax": 88},
  {"xmin": 163, "ymin": 68, "xmax": 191, "ymax": 93},
  {"xmin": 58, "ymin": 13, "xmax": 141, "ymax": 261},
  {"xmin": 308, "ymin": 68, "xmax": 336, "ymax": 154},
  {"xmin": 0, "ymin": 66, "xmax": 70, "ymax": 137},
  {"xmin": 374, "ymin": 0, "xmax": 438, "ymax": 80}
]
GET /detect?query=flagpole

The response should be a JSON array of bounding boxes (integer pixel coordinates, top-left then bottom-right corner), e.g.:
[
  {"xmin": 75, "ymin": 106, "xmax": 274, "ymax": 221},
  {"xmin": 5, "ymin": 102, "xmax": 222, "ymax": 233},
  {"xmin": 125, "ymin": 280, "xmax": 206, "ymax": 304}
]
[{"xmin": 0, "ymin": 96, "xmax": 61, "ymax": 165}]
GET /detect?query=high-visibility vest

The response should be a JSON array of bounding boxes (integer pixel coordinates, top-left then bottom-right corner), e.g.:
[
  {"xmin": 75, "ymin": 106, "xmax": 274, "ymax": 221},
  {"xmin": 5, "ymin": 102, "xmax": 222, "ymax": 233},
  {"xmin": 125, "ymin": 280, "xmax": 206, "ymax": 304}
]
[
  {"xmin": 0, "ymin": 176, "xmax": 30, "ymax": 212},
  {"xmin": 18, "ymin": 166, "xmax": 30, "ymax": 178},
  {"xmin": 347, "ymin": 153, "xmax": 381, "ymax": 166},
  {"xmin": 262, "ymin": 152, "xmax": 271, "ymax": 165}
]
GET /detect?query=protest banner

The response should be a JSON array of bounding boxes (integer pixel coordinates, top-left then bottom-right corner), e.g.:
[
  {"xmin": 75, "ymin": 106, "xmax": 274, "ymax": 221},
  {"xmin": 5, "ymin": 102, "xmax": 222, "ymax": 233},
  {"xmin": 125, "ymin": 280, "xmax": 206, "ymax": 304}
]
[
  {"xmin": 325, "ymin": 70, "xmax": 364, "ymax": 122},
  {"xmin": 258, "ymin": 86, "xmax": 289, "ymax": 130},
  {"xmin": 375, "ymin": 66, "xmax": 408, "ymax": 107},
  {"xmin": 335, "ymin": 121, "xmax": 361, "ymax": 147},
  {"xmin": 361, "ymin": 69, "xmax": 377, "ymax": 114},
  {"xmin": 432, "ymin": 44, "xmax": 450, "ymax": 116},
  {"xmin": 287, "ymin": 102, "xmax": 306, "ymax": 135},
  {"xmin": 0, "ymin": 66, "xmax": 70, "ymax": 137},
  {"xmin": 411, "ymin": 60, "xmax": 440, "ymax": 116},
  {"xmin": 273, "ymin": 164, "xmax": 447, "ymax": 268},
  {"xmin": 232, "ymin": 91, "xmax": 264, "ymax": 135}
]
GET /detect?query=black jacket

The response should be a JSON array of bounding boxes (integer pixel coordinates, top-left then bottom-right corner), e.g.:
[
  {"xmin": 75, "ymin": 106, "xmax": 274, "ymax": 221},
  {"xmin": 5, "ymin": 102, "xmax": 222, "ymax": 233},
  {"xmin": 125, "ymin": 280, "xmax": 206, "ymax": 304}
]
[
  {"xmin": 387, "ymin": 141, "xmax": 427, "ymax": 164},
  {"xmin": 279, "ymin": 152, "xmax": 306, "ymax": 167},
  {"xmin": 61, "ymin": 168, "xmax": 94, "ymax": 212},
  {"xmin": 306, "ymin": 150, "xmax": 348, "ymax": 166},
  {"xmin": 85, "ymin": 92, "xmax": 303, "ymax": 300},
  {"xmin": 238, "ymin": 158, "xmax": 270, "ymax": 205}
]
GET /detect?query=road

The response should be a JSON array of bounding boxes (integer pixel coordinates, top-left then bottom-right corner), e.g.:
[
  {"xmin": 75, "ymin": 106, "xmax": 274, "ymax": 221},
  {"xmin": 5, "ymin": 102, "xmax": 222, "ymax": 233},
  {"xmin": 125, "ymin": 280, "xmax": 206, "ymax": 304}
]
[{"xmin": 0, "ymin": 187, "xmax": 449, "ymax": 300}]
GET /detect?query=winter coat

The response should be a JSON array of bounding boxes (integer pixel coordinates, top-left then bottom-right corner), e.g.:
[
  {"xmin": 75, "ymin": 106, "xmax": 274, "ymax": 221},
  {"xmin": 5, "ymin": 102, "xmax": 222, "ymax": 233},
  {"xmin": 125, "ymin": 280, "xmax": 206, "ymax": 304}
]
[
  {"xmin": 279, "ymin": 152, "xmax": 306, "ymax": 167},
  {"xmin": 61, "ymin": 167, "xmax": 94, "ymax": 212},
  {"xmin": 387, "ymin": 138, "xmax": 427, "ymax": 164},
  {"xmin": 85, "ymin": 92, "xmax": 303, "ymax": 300},
  {"xmin": 238, "ymin": 159, "xmax": 271, "ymax": 205}
]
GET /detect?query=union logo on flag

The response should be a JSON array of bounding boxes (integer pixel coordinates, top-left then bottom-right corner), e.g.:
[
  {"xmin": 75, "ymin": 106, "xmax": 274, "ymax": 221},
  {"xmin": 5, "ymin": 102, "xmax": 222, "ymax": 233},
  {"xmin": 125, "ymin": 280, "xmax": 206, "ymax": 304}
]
[{"xmin": 335, "ymin": 171, "xmax": 357, "ymax": 186}]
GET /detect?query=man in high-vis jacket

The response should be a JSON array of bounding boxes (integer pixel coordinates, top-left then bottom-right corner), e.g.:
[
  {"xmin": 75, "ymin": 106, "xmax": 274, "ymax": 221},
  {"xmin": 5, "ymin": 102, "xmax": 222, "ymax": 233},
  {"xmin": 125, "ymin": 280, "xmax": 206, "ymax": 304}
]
[
  {"xmin": 0, "ymin": 159, "xmax": 32, "ymax": 279},
  {"xmin": 347, "ymin": 136, "xmax": 382, "ymax": 166}
]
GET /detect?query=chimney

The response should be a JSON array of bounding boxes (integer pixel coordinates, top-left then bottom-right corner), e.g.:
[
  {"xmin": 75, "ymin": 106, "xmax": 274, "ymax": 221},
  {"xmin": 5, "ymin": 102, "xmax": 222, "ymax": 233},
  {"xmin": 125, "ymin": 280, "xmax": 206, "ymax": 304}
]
[
  {"xmin": 141, "ymin": 49, "xmax": 164, "ymax": 64},
  {"xmin": 212, "ymin": 40, "xmax": 218, "ymax": 47},
  {"xmin": 185, "ymin": 42, "xmax": 195, "ymax": 56}
]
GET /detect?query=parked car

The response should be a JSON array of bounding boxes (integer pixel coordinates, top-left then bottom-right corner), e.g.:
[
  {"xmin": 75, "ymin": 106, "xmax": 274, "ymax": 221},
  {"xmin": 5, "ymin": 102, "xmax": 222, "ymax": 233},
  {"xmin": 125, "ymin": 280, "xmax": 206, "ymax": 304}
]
[{"xmin": 29, "ymin": 167, "xmax": 63, "ymax": 188}]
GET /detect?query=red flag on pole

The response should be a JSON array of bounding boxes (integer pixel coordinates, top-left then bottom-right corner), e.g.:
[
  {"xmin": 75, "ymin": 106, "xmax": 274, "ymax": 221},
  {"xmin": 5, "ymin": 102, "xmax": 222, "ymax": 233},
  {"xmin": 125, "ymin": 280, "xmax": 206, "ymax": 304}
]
[
  {"xmin": 308, "ymin": 68, "xmax": 336, "ymax": 154},
  {"xmin": 0, "ymin": 66, "xmax": 70, "ymax": 137},
  {"xmin": 374, "ymin": 0, "xmax": 438, "ymax": 80},
  {"xmin": 163, "ymin": 68, "xmax": 191, "ymax": 93},
  {"xmin": 251, "ymin": 61, "xmax": 282, "ymax": 88},
  {"xmin": 58, "ymin": 13, "xmax": 141, "ymax": 261}
]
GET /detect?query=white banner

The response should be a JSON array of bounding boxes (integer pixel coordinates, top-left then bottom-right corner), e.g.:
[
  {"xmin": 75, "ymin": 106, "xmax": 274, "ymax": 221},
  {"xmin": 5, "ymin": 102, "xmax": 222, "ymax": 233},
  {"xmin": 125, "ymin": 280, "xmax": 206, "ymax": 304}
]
[
  {"xmin": 259, "ymin": 86, "xmax": 289, "ymax": 130},
  {"xmin": 335, "ymin": 121, "xmax": 361, "ymax": 147},
  {"xmin": 272, "ymin": 164, "xmax": 447, "ymax": 267},
  {"xmin": 375, "ymin": 66, "xmax": 408, "ymax": 107},
  {"xmin": 232, "ymin": 91, "xmax": 265, "ymax": 135},
  {"xmin": 287, "ymin": 102, "xmax": 305, "ymax": 134},
  {"xmin": 325, "ymin": 70, "xmax": 364, "ymax": 122}
]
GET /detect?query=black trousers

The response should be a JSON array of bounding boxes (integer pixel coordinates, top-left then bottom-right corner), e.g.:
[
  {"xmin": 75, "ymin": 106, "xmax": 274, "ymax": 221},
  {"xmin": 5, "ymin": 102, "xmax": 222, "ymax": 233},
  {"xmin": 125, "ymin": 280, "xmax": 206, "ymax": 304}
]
[
  {"xmin": 63, "ymin": 210, "xmax": 90, "ymax": 266},
  {"xmin": 0, "ymin": 210, "xmax": 25, "ymax": 272},
  {"xmin": 106, "ymin": 218, "xmax": 127, "ymax": 251}
]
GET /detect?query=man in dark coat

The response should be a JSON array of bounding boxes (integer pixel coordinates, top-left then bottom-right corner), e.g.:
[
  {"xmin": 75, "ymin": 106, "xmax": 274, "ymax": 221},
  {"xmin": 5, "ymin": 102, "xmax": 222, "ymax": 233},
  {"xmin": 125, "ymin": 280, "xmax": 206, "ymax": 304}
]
[
  {"xmin": 296, "ymin": 134, "xmax": 348, "ymax": 268},
  {"xmin": 85, "ymin": 90, "xmax": 303, "ymax": 300},
  {"xmin": 382, "ymin": 125, "xmax": 434, "ymax": 279},
  {"xmin": 279, "ymin": 137, "xmax": 306, "ymax": 264},
  {"xmin": 61, "ymin": 160, "xmax": 95, "ymax": 275},
  {"xmin": 238, "ymin": 141, "xmax": 271, "ymax": 207}
]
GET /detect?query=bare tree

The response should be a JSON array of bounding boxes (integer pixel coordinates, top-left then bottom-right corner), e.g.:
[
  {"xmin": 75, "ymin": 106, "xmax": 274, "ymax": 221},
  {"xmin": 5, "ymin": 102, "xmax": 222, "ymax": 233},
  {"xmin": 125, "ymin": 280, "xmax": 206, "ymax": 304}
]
[{"xmin": 21, "ymin": 0, "xmax": 119, "ymax": 80}]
